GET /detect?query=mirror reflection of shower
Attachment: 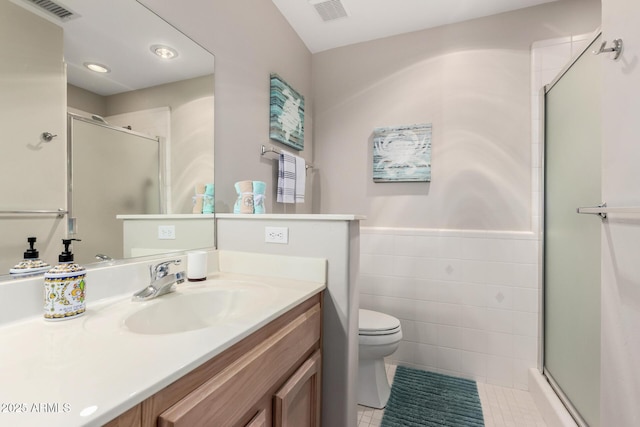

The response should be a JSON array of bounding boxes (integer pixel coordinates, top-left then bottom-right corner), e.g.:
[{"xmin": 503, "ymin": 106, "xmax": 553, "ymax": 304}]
[
  {"xmin": 0, "ymin": 0, "xmax": 215, "ymax": 276},
  {"xmin": 68, "ymin": 114, "xmax": 162, "ymax": 265}
]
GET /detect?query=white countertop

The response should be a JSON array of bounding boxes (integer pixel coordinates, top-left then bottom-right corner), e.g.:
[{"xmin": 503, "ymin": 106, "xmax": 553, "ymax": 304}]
[
  {"xmin": 0, "ymin": 272, "xmax": 325, "ymax": 427},
  {"xmin": 216, "ymin": 213, "xmax": 365, "ymax": 220},
  {"xmin": 118, "ymin": 213, "xmax": 365, "ymax": 221},
  {"xmin": 117, "ymin": 214, "xmax": 216, "ymax": 219}
]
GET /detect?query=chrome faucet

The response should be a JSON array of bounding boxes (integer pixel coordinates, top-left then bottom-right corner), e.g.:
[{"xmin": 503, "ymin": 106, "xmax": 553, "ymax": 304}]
[
  {"xmin": 95, "ymin": 253, "xmax": 113, "ymax": 262},
  {"xmin": 132, "ymin": 260, "xmax": 186, "ymax": 301}
]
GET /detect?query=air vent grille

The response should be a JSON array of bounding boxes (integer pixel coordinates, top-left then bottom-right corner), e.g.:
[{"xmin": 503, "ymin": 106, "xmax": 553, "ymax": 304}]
[
  {"xmin": 309, "ymin": 0, "xmax": 349, "ymax": 22},
  {"xmin": 23, "ymin": 0, "xmax": 76, "ymax": 21}
]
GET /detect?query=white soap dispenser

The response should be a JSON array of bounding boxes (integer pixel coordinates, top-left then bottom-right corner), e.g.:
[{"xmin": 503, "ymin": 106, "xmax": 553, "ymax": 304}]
[
  {"xmin": 43, "ymin": 239, "xmax": 86, "ymax": 321},
  {"xmin": 9, "ymin": 237, "xmax": 50, "ymax": 276}
]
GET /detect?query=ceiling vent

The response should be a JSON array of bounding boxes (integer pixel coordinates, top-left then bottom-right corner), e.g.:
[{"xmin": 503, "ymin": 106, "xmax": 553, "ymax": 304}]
[
  {"xmin": 309, "ymin": 0, "xmax": 350, "ymax": 22},
  {"xmin": 20, "ymin": 0, "xmax": 78, "ymax": 22}
]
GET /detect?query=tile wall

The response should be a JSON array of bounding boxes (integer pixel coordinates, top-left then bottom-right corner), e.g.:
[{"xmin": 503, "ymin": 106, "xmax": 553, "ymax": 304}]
[
  {"xmin": 357, "ymin": 31, "xmax": 596, "ymax": 392},
  {"xmin": 360, "ymin": 228, "xmax": 538, "ymax": 390}
]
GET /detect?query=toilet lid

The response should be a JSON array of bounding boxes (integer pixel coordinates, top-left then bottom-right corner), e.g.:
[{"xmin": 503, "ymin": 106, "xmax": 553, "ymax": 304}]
[{"xmin": 359, "ymin": 309, "xmax": 401, "ymax": 335}]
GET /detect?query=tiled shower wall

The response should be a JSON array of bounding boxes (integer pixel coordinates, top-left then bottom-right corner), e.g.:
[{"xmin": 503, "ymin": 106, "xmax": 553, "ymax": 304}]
[{"xmin": 360, "ymin": 229, "xmax": 539, "ymax": 390}]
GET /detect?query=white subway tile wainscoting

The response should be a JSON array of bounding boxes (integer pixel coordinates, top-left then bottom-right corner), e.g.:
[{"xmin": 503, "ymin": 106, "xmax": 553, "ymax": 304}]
[{"xmin": 360, "ymin": 228, "xmax": 539, "ymax": 390}]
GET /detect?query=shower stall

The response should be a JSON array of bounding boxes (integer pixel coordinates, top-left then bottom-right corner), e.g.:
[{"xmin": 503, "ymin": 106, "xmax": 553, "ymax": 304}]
[{"xmin": 542, "ymin": 33, "xmax": 602, "ymax": 426}]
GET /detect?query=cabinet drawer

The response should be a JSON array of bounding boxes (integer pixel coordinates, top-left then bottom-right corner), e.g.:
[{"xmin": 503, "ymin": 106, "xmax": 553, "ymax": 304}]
[{"xmin": 158, "ymin": 303, "xmax": 321, "ymax": 427}]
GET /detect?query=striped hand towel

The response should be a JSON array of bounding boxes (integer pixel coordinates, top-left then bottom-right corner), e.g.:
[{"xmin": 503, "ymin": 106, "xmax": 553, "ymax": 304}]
[
  {"xmin": 295, "ymin": 155, "xmax": 305, "ymax": 203},
  {"xmin": 277, "ymin": 151, "xmax": 296, "ymax": 203}
]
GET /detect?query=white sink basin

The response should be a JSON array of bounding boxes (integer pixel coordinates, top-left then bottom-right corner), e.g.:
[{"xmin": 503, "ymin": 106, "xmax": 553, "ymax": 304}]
[{"xmin": 123, "ymin": 281, "xmax": 273, "ymax": 335}]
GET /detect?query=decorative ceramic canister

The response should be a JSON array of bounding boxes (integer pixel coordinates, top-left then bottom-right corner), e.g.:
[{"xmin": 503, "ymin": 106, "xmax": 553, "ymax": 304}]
[
  {"xmin": 44, "ymin": 264, "xmax": 86, "ymax": 321},
  {"xmin": 43, "ymin": 239, "xmax": 86, "ymax": 321}
]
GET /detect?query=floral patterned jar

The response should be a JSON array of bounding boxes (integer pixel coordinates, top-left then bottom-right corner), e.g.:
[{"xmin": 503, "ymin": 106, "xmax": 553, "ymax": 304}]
[{"xmin": 44, "ymin": 264, "xmax": 86, "ymax": 321}]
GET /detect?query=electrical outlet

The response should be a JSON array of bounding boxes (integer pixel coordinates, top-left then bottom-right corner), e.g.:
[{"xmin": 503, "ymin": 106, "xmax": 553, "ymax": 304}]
[
  {"xmin": 158, "ymin": 225, "xmax": 176, "ymax": 240},
  {"xmin": 265, "ymin": 226, "xmax": 288, "ymax": 244}
]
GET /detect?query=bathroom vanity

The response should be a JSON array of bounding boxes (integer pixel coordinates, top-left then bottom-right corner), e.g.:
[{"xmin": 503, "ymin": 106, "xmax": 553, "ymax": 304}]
[
  {"xmin": 0, "ymin": 250, "xmax": 326, "ymax": 427},
  {"xmin": 106, "ymin": 293, "xmax": 322, "ymax": 427},
  {"xmin": 114, "ymin": 214, "xmax": 362, "ymax": 426}
]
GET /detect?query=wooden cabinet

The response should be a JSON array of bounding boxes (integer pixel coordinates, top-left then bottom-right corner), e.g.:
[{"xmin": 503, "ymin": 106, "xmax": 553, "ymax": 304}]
[
  {"xmin": 104, "ymin": 293, "xmax": 322, "ymax": 427},
  {"xmin": 245, "ymin": 409, "xmax": 267, "ymax": 427},
  {"xmin": 274, "ymin": 350, "xmax": 321, "ymax": 427},
  {"xmin": 103, "ymin": 404, "xmax": 141, "ymax": 427}
]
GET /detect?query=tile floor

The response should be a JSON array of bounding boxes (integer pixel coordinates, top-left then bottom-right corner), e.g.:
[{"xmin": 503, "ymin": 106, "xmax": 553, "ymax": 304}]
[{"xmin": 357, "ymin": 364, "xmax": 547, "ymax": 427}]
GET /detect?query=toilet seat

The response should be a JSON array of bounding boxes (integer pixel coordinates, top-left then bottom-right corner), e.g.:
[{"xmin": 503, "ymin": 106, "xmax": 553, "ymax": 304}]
[{"xmin": 359, "ymin": 309, "xmax": 401, "ymax": 336}]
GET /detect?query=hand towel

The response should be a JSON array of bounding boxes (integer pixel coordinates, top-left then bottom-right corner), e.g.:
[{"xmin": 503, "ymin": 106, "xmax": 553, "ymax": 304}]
[
  {"xmin": 233, "ymin": 182, "xmax": 242, "ymax": 214},
  {"xmin": 277, "ymin": 151, "xmax": 296, "ymax": 204},
  {"xmin": 192, "ymin": 183, "xmax": 205, "ymax": 214},
  {"xmin": 236, "ymin": 180, "xmax": 254, "ymax": 214},
  {"xmin": 253, "ymin": 181, "xmax": 267, "ymax": 214},
  {"xmin": 202, "ymin": 183, "xmax": 214, "ymax": 214},
  {"xmin": 295, "ymin": 156, "xmax": 306, "ymax": 204}
]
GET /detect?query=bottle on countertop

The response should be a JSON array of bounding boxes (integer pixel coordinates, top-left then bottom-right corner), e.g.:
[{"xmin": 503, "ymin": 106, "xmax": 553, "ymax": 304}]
[
  {"xmin": 9, "ymin": 237, "xmax": 51, "ymax": 276},
  {"xmin": 43, "ymin": 239, "xmax": 86, "ymax": 321}
]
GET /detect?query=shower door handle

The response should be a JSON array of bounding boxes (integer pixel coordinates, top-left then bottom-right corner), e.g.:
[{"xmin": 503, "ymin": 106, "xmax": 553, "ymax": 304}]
[
  {"xmin": 577, "ymin": 203, "xmax": 640, "ymax": 219},
  {"xmin": 576, "ymin": 202, "xmax": 608, "ymax": 219}
]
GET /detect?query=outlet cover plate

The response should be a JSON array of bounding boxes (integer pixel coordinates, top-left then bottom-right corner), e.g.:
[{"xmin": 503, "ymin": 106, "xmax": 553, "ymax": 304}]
[
  {"xmin": 265, "ymin": 226, "xmax": 288, "ymax": 244},
  {"xmin": 158, "ymin": 225, "xmax": 176, "ymax": 240}
]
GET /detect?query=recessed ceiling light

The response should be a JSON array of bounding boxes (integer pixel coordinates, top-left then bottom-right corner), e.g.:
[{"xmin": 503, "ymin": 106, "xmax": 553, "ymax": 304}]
[
  {"xmin": 84, "ymin": 62, "xmax": 110, "ymax": 73},
  {"xmin": 151, "ymin": 44, "xmax": 178, "ymax": 60}
]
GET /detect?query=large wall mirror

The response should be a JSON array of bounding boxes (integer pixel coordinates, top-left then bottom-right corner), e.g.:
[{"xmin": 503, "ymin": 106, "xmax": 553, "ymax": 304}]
[{"xmin": 0, "ymin": 0, "xmax": 215, "ymax": 276}]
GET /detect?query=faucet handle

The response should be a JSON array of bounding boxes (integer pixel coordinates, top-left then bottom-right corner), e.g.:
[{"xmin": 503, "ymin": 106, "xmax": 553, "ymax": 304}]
[
  {"xmin": 175, "ymin": 271, "xmax": 186, "ymax": 284},
  {"xmin": 150, "ymin": 259, "xmax": 182, "ymax": 280}
]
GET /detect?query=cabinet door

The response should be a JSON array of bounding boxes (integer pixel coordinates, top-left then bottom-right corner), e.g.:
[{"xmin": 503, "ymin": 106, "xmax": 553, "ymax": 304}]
[
  {"xmin": 158, "ymin": 304, "xmax": 321, "ymax": 427},
  {"xmin": 104, "ymin": 404, "xmax": 142, "ymax": 427},
  {"xmin": 245, "ymin": 409, "xmax": 267, "ymax": 427},
  {"xmin": 274, "ymin": 350, "xmax": 321, "ymax": 427}
]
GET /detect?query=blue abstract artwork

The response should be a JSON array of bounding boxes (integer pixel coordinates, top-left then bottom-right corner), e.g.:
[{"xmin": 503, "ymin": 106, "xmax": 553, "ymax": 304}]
[
  {"xmin": 373, "ymin": 123, "xmax": 432, "ymax": 182},
  {"xmin": 270, "ymin": 73, "xmax": 304, "ymax": 151}
]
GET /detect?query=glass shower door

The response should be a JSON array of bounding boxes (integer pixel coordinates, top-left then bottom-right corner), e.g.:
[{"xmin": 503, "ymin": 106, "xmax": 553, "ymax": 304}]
[{"xmin": 543, "ymin": 35, "xmax": 602, "ymax": 427}]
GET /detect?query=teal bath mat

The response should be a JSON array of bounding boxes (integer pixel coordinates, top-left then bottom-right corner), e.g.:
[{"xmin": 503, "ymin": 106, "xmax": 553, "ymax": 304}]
[{"xmin": 381, "ymin": 366, "xmax": 485, "ymax": 427}]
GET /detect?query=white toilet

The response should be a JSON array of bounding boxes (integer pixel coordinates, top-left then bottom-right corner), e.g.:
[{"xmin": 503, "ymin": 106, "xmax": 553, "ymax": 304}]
[{"xmin": 357, "ymin": 309, "xmax": 403, "ymax": 409}]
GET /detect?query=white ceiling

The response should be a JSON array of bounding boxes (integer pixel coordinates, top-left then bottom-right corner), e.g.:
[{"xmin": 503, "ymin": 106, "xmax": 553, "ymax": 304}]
[
  {"xmin": 272, "ymin": 0, "xmax": 559, "ymax": 53},
  {"xmin": 11, "ymin": 0, "xmax": 560, "ymax": 94}
]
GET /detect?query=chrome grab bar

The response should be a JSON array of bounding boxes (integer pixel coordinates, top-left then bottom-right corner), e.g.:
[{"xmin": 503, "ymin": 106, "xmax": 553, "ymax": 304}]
[{"xmin": 0, "ymin": 209, "xmax": 67, "ymax": 218}]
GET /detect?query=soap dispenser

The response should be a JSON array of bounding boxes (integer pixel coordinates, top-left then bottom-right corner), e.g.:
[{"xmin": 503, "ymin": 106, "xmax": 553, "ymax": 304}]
[
  {"xmin": 9, "ymin": 237, "xmax": 51, "ymax": 276},
  {"xmin": 43, "ymin": 239, "xmax": 86, "ymax": 321}
]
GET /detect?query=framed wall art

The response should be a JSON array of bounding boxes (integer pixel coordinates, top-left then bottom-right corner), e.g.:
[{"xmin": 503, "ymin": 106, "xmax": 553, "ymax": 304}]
[
  {"xmin": 372, "ymin": 123, "xmax": 432, "ymax": 182},
  {"xmin": 269, "ymin": 73, "xmax": 305, "ymax": 151}
]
